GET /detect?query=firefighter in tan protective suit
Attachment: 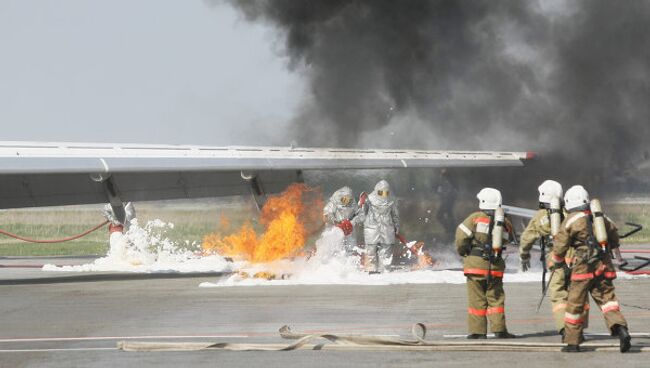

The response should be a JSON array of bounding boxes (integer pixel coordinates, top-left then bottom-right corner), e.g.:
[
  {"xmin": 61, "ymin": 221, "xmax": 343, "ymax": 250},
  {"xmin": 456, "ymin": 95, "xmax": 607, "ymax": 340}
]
[
  {"xmin": 550, "ymin": 185, "xmax": 631, "ymax": 353},
  {"xmin": 519, "ymin": 180, "xmax": 589, "ymax": 338},
  {"xmin": 455, "ymin": 188, "xmax": 515, "ymax": 339}
]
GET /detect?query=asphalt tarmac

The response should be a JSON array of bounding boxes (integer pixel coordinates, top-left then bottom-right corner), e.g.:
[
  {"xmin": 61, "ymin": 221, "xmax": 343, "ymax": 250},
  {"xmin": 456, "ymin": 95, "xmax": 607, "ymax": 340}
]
[{"xmin": 1, "ymin": 263, "xmax": 650, "ymax": 367}]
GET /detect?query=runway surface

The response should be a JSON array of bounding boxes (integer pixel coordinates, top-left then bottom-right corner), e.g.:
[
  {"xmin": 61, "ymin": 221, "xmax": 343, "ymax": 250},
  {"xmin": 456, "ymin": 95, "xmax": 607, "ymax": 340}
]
[{"xmin": 1, "ymin": 263, "xmax": 650, "ymax": 367}]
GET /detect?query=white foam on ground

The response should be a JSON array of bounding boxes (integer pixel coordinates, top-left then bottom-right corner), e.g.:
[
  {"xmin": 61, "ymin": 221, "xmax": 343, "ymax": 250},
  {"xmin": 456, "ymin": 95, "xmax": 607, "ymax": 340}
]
[
  {"xmin": 201, "ymin": 228, "xmax": 546, "ymax": 287},
  {"xmin": 43, "ymin": 219, "xmax": 234, "ymax": 273}
]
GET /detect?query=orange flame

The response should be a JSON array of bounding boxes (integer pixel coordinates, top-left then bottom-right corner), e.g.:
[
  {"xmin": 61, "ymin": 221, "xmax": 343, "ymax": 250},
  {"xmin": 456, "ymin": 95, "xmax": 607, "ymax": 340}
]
[
  {"xmin": 202, "ymin": 183, "xmax": 323, "ymax": 263},
  {"xmin": 409, "ymin": 241, "xmax": 436, "ymax": 270}
]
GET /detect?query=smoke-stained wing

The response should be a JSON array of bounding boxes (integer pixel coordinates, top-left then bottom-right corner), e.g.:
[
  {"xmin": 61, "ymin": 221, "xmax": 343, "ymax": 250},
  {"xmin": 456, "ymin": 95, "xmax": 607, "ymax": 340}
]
[{"xmin": 0, "ymin": 142, "xmax": 533, "ymax": 209}]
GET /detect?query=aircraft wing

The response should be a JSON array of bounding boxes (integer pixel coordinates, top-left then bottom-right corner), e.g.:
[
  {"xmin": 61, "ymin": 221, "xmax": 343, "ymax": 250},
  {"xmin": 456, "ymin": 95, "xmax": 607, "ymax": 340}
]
[
  {"xmin": 0, "ymin": 141, "xmax": 534, "ymax": 210},
  {"xmin": 502, "ymin": 205, "xmax": 537, "ymax": 219}
]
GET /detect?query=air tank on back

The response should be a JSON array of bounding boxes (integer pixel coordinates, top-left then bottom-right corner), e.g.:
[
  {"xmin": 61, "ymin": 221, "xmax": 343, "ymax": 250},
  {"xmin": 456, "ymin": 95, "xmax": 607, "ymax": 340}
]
[
  {"xmin": 550, "ymin": 196, "xmax": 561, "ymax": 237},
  {"xmin": 491, "ymin": 207, "xmax": 505, "ymax": 254},
  {"xmin": 590, "ymin": 199, "xmax": 608, "ymax": 251}
]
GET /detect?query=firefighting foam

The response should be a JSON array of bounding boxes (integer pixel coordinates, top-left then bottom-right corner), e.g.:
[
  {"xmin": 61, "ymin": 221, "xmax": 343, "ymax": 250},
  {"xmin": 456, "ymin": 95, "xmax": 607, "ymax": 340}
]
[
  {"xmin": 43, "ymin": 219, "xmax": 234, "ymax": 273},
  {"xmin": 201, "ymin": 227, "xmax": 546, "ymax": 287}
]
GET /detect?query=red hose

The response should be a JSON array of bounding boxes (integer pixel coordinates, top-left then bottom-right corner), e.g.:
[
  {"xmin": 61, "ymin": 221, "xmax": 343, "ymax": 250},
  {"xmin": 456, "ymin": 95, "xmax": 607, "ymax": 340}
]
[{"xmin": 0, "ymin": 220, "xmax": 109, "ymax": 244}]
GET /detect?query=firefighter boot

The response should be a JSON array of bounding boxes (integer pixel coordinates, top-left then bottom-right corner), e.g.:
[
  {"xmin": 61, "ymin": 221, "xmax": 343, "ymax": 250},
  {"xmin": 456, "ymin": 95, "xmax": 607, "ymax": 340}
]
[
  {"xmin": 467, "ymin": 334, "xmax": 487, "ymax": 340},
  {"xmin": 615, "ymin": 325, "xmax": 631, "ymax": 353},
  {"xmin": 495, "ymin": 331, "xmax": 516, "ymax": 339},
  {"xmin": 561, "ymin": 345, "xmax": 581, "ymax": 353}
]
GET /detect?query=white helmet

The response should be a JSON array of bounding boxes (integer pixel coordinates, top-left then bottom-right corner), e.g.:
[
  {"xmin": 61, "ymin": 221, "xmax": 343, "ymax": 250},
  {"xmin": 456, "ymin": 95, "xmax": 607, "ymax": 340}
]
[
  {"xmin": 477, "ymin": 187, "xmax": 502, "ymax": 210},
  {"xmin": 538, "ymin": 180, "xmax": 563, "ymax": 204},
  {"xmin": 564, "ymin": 185, "xmax": 590, "ymax": 211}
]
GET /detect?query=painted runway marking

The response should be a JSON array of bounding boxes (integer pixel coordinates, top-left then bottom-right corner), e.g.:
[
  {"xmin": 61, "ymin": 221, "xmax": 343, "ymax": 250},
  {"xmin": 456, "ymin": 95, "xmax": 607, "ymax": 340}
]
[
  {"xmin": 0, "ymin": 335, "xmax": 249, "ymax": 343},
  {"xmin": 0, "ymin": 347, "xmax": 116, "ymax": 353},
  {"xmin": 443, "ymin": 332, "xmax": 650, "ymax": 338},
  {"xmin": 582, "ymin": 332, "xmax": 650, "ymax": 337}
]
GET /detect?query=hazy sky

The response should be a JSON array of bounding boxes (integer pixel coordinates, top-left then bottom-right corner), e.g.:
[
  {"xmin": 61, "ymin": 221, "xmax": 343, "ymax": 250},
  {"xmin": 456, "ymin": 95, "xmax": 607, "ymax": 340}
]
[{"xmin": 0, "ymin": 0, "xmax": 303, "ymax": 146}]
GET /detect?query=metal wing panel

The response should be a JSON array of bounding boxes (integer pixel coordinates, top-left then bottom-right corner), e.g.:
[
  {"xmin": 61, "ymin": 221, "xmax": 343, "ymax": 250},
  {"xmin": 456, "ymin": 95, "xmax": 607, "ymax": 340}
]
[
  {"xmin": 0, "ymin": 173, "xmax": 107, "ymax": 208},
  {"xmin": 502, "ymin": 205, "xmax": 537, "ymax": 219},
  {"xmin": 0, "ymin": 142, "xmax": 530, "ymax": 174},
  {"xmin": 0, "ymin": 156, "xmax": 523, "ymax": 175},
  {"xmin": 0, "ymin": 142, "xmax": 532, "ymax": 209},
  {"xmin": 0, "ymin": 170, "xmax": 301, "ymax": 209}
]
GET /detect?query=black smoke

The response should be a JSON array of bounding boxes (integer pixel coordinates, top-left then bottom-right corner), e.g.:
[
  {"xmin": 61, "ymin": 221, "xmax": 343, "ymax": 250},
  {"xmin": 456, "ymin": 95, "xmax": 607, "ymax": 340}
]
[{"xmin": 222, "ymin": 0, "xmax": 650, "ymax": 198}]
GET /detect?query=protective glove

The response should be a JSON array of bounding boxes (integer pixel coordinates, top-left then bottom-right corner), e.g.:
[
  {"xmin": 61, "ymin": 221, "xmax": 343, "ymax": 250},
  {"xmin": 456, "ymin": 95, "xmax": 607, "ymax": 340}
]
[
  {"xmin": 335, "ymin": 219, "xmax": 353, "ymax": 236},
  {"xmin": 519, "ymin": 254, "xmax": 531, "ymax": 272}
]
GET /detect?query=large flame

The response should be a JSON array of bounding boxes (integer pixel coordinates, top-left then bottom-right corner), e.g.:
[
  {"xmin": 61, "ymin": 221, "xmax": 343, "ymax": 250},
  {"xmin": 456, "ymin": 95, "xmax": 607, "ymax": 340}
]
[{"xmin": 202, "ymin": 183, "xmax": 323, "ymax": 263}]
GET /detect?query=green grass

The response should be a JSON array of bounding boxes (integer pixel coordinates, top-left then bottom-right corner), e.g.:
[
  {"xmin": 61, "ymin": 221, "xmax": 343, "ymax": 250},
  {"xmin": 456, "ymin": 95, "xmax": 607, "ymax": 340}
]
[
  {"xmin": 604, "ymin": 203, "xmax": 650, "ymax": 244},
  {"xmin": 0, "ymin": 200, "xmax": 259, "ymax": 257}
]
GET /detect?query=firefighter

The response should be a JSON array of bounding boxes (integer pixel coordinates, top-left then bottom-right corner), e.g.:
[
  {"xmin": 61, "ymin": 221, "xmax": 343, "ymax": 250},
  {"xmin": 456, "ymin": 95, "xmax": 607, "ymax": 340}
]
[
  {"xmin": 323, "ymin": 186, "xmax": 362, "ymax": 254},
  {"xmin": 550, "ymin": 185, "xmax": 631, "ymax": 353},
  {"xmin": 360, "ymin": 180, "xmax": 400, "ymax": 273},
  {"xmin": 455, "ymin": 188, "xmax": 516, "ymax": 339},
  {"xmin": 519, "ymin": 180, "xmax": 589, "ymax": 338}
]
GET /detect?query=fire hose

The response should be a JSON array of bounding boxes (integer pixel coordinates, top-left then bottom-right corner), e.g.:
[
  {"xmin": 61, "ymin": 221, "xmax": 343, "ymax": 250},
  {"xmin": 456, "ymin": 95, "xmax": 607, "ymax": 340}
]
[
  {"xmin": 0, "ymin": 220, "xmax": 109, "ymax": 244},
  {"xmin": 118, "ymin": 324, "xmax": 650, "ymax": 352}
]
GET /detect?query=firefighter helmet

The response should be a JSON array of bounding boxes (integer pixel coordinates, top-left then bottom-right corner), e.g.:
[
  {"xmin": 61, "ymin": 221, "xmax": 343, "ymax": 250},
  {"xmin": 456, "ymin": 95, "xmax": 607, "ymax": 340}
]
[
  {"xmin": 477, "ymin": 187, "xmax": 502, "ymax": 210},
  {"xmin": 564, "ymin": 185, "xmax": 590, "ymax": 211},
  {"xmin": 538, "ymin": 180, "xmax": 563, "ymax": 204}
]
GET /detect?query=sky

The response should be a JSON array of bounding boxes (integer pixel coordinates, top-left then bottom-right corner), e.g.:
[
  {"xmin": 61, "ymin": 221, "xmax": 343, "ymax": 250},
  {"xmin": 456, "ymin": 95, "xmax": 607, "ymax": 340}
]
[{"xmin": 0, "ymin": 0, "xmax": 303, "ymax": 146}]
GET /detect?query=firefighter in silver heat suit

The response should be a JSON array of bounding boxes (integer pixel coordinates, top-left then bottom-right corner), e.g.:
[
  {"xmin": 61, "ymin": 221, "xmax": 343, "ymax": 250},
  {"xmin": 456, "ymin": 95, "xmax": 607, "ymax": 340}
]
[
  {"xmin": 323, "ymin": 186, "xmax": 362, "ymax": 254},
  {"xmin": 360, "ymin": 180, "xmax": 400, "ymax": 273}
]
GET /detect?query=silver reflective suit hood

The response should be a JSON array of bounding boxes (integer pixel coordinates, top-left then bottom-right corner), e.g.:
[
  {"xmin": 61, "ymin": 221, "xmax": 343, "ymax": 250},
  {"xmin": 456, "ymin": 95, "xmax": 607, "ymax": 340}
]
[
  {"xmin": 323, "ymin": 186, "xmax": 358, "ymax": 224},
  {"xmin": 367, "ymin": 180, "xmax": 393, "ymax": 207}
]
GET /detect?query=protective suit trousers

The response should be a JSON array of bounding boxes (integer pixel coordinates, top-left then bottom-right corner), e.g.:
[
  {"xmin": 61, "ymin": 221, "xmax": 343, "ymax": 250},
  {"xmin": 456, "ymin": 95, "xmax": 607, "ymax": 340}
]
[
  {"xmin": 466, "ymin": 276, "xmax": 507, "ymax": 334},
  {"xmin": 366, "ymin": 243, "xmax": 393, "ymax": 272},
  {"xmin": 564, "ymin": 277, "xmax": 627, "ymax": 345},
  {"xmin": 548, "ymin": 267, "xmax": 589, "ymax": 332}
]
